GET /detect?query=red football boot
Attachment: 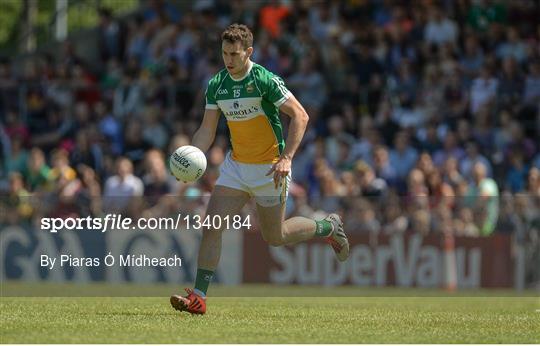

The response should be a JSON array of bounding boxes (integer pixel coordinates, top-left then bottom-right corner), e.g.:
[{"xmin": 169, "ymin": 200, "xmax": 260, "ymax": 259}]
[{"xmin": 170, "ymin": 288, "xmax": 206, "ymax": 315}]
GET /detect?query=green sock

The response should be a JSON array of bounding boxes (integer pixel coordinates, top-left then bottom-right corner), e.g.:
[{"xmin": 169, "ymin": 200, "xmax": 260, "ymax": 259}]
[
  {"xmin": 314, "ymin": 219, "xmax": 333, "ymax": 237},
  {"xmin": 194, "ymin": 268, "xmax": 214, "ymax": 295}
]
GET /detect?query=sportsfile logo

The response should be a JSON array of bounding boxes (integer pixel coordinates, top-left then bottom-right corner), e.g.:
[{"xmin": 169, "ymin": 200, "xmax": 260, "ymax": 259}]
[{"xmin": 40, "ymin": 214, "xmax": 252, "ymax": 233}]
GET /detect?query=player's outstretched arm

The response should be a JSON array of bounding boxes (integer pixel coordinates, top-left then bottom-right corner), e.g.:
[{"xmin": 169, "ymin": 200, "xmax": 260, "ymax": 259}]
[{"xmin": 191, "ymin": 109, "xmax": 220, "ymax": 152}]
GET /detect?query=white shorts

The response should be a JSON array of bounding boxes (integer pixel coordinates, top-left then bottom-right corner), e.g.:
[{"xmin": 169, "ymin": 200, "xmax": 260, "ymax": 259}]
[{"xmin": 215, "ymin": 152, "xmax": 291, "ymax": 207}]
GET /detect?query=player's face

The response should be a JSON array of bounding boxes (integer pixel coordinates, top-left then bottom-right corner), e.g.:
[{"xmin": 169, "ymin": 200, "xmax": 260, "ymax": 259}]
[{"xmin": 222, "ymin": 41, "xmax": 252, "ymax": 76}]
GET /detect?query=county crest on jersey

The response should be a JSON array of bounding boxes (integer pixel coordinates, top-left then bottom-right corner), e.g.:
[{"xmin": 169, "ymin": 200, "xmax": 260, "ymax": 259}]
[{"xmin": 205, "ymin": 62, "xmax": 291, "ymax": 164}]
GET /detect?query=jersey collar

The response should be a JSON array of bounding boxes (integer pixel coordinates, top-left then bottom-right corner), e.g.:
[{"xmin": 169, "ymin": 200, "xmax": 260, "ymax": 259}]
[{"xmin": 229, "ymin": 60, "xmax": 253, "ymax": 82}]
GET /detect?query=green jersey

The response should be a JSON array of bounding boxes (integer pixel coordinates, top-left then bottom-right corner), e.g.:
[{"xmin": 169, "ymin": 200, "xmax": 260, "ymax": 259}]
[{"xmin": 205, "ymin": 62, "xmax": 291, "ymax": 164}]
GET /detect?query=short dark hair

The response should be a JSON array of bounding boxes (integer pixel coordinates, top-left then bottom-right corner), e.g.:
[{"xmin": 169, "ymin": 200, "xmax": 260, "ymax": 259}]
[{"xmin": 221, "ymin": 24, "xmax": 253, "ymax": 49}]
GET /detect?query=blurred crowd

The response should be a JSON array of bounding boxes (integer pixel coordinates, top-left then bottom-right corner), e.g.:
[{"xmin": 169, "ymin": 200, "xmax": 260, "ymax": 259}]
[{"xmin": 1, "ymin": 0, "xmax": 539, "ymax": 245}]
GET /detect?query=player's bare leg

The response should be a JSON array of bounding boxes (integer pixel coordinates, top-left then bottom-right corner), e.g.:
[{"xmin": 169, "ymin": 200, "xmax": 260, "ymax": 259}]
[
  {"xmin": 256, "ymin": 201, "xmax": 349, "ymax": 261},
  {"xmin": 171, "ymin": 185, "xmax": 250, "ymax": 315},
  {"xmin": 197, "ymin": 185, "xmax": 250, "ymax": 270},
  {"xmin": 257, "ymin": 202, "xmax": 313, "ymax": 244}
]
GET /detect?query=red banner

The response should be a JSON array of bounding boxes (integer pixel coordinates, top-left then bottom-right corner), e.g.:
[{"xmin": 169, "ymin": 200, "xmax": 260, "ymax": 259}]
[{"xmin": 242, "ymin": 232, "xmax": 514, "ymax": 288}]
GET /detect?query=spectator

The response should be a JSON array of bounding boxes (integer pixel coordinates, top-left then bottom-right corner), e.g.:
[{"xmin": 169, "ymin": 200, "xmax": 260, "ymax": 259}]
[
  {"xmin": 496, "ymin": 26, "xmax": 528, "ymax": 64},
  {"xmin": 523, "ymin": 60, "xmax": 540, "ymax": 105},
  {"xmin": 308, "ymin": 1, "xmax": 340, "ymax": 41},
  {"xmin": 505, "ymin": 151, "xmax": 529, "ymax": 193},
  {"xmin": 46, "ymin": 64, "xmax": 74, "ymax": 108},
  {"xmin": 49, "ymin": 148, "xmax": 77, "ymax": 184},
  {"xmin": 375, "ymin": 100, "xmax": 400, "ymax": 147},
  {"xmin": 455, "ymin": 207, "xmax": 480, "ymax": 237},
  {"xmin": 113, "ymin": 71, "xmax": 142, "ymax": 119},
  {"xmin": 5, "ymin": 135, "xmax": 29, "ymax": 175},
  {"xmin": 498, "ymin": 57, "xmax": 524, "ymax": 109},
  {"xmin": 69, "ymin": 129, "xmax": 104, "ymax": 176},
  {"xmin": 527, "ymin": 167, "xmax": 540, "ymax": 198},
  {"xmin": 126, "ymin": 18, "xmax": 151, "ymax": 64},
  {"xmin": 354, "ymin": 160, "xmax": 387, "ymax": 198},
  {"xmin": 442, "ymin": 156, "xmax": 464, "ymax": 189},
  {"xmin": 469, "ymin": 65, "xmax": 498, "ymax": 115},
  {"xmin": 521, "ymin": 60, "xmax": 540, "ymax": 132},
  {"xmin": 103, "ymin": 157, "xmax": 144, "ymax": 213},
  {"xmin": 460, "ymin": 36, "xmax": 484, "ymax": 80},
  {"xmin": 123, "ymin": 121, "xmax": 152, "ymax": 166},
  {"xmin": 466, "ymin": 162, "xmax": 500, "ymax": 236},
  {"xmin": 506, "ymin": 121, "xmax": 536, "ymax": 162},
  {"xmin": 407, "ymin": 168, "xmax": 429, "ymax": 209},
  {"xmin": 95, "ymin": 101, "xmax": 122, "ymax": 155},
  {"xmin": 430, "ymin": 168, "xmax": 456, "ymax": 209},
  {"xmin": 381, "ymin": 196, "xmax": 408, "ymax": 235},
  {"xmin": 459, "ymin": 142, "xmax": 493, "ymax": 181},
  {"xmin": 30, "ymin": 107, "xmax": 72, "ymax": 152},
  {"xmin": 287, "ymin": 58, "xmax": 327, "ymax": 112},
  {"xmin": 311, "ymin": 158, "xmax": 344, "ymax": 213},
  {"xmin": 371, "ymin": 145, "xmax": 397, "ymax": 187},
  {"xmin": 324, "ymin": 115, "xmax": 354, "ymax": 167},
  {"xmin": 401, "ymin": 64, "xmax": 439, "ymax": 127},
  {"xmin": 25, "ymin": 147, "xmax": 51, "ymax": 192},
  {"xmin": 143, "ymin": 0, "xmax": 180, "ymax": 23},
  {"xmin": 416, "ymin": 152, "xmax": 437, "ymax": 176},
  {"xmin": 493, "ymin": 109, "xmax": 514, "ymax": 156},
  {"xmin": 352, "ymin": 41, "xmax": 383, "ymax": 88},
  {"xmin": 7, "ymin": 172, "xmax": 33, "ymax": 221},
  {"xmin": 416, "ymin": 122, "xmax": 442, "ymax": 155},
  {"xmin": 76, "ymin": 164, "xmax": 102, "ymax": 217},
  {"xmin": 409, "ymin": 208, "xmax": 432, "ymax": 236},
  {"xmin": 386, "ymin": 23, "xmax": 417, "ymax": 72},
  {"xmin": 259, "ymin": 0, "xmax": 290, "ymax": 39},
  {"xmin": 424, "ymin": 6, "xmax": 458, "ymax": 47},
  {"xmin": 0, "ymin": 59, "xmax": 18, "ymax": 112},
  {"xmin": 98, "ymin": 7, "xmax": 122, "ymax": 62},
  {"xmin": 467, "ymin": 1, "xmax": 507, "ymax": 33},
  {"xmin": 456, "ymin": 118, "xmax": 473, "ymax": 145},
  {"xmin": 49, "ymin": 152, "xmax": 82, "ymax": 219},
  {"xmin": 392, "ymin": 61, "xmax": 418, "ymax": 107},
  {"xmin": 346, "ymin": 198, "xmax": 380, "ymax": 235},
  {"xmin": 143, "ymin": 149, "xmax": 171, "ymax": 206},
  {"xmin": 434, "ymin": 131, "xmax": 465, "ymax": 167},
  {"xmin": 251, "ymin": 32, "xmax": 279, "ymax": 73},
  {"xmin": 4, "ymin": 110, "xmax": 30, "ymax": 145},
  {"xmin": 389, "ymin": 131, "xmax": 418, "ymax": 183},
  {"xmin": 142, "ymin": 107, "xmax": 169, "ymax": 149}
]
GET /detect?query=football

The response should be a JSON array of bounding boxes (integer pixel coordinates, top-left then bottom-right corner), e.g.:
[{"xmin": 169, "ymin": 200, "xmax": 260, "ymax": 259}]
[{"xmin": 169, "ymin": 145, "xmax": 207, "ymax": 182}]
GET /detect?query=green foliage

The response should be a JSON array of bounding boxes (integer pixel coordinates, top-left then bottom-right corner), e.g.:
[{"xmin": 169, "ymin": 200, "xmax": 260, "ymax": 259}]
[
  {"xmin": 66, "ymin": 0, "xmax": 139, "ymax": 32},
  {"xmin": 0, "ymin": 0, "xmax": 138, "ymax": 54},
  {"xmin": 0, "ymin": 0, "xmax": 23, "ymax": 47}
]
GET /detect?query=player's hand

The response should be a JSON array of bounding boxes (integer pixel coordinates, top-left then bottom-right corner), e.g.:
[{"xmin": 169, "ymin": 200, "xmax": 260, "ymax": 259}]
[{"xmin": 266, "ymin": 156, "xmax": 291, "ymax": 189}]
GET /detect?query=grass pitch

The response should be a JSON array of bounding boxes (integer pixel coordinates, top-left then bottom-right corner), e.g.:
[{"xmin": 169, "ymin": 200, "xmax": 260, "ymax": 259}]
[{"xmin": 1, "ymin": 282, "xmax": 539, "ymax": 343}]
